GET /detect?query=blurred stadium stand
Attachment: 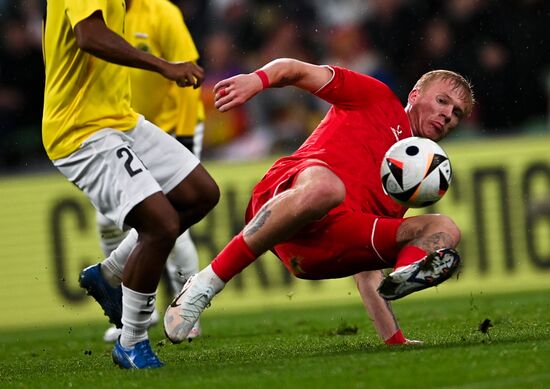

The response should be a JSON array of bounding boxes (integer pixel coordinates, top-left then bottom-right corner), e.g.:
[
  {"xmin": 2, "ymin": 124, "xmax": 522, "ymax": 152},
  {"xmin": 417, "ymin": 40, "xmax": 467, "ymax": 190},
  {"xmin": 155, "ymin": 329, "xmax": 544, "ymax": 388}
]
[
  {"xmin": 0, "ymin": 0, "xmax": 549, "ymax": 329},
  {"xmin": 0, "ymin": 0, "xmax": 548, "ymax": 172}
]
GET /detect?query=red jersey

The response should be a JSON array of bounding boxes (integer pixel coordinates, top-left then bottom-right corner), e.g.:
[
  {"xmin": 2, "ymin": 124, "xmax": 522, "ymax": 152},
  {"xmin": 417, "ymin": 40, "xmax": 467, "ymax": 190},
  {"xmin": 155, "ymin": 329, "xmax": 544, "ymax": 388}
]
[{"xmin": 270, "ymin": 66, "xmax": 412, "ymax": 217}]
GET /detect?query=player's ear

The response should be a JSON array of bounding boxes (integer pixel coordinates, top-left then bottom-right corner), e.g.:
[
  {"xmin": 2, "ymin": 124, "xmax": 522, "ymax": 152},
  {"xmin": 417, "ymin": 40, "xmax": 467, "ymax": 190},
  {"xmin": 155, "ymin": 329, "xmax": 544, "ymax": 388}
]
[{"xmin": 408, "ymin": 89, "xmax": 418, "ymax": 105}]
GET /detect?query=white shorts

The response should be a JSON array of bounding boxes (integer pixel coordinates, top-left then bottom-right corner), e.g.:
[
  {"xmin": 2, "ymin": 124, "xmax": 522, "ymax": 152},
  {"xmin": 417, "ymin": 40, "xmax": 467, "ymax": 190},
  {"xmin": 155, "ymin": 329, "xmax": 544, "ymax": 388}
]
[{"xmin": 54, "ymin": 116, "xmax": 200, "ymax": 229}]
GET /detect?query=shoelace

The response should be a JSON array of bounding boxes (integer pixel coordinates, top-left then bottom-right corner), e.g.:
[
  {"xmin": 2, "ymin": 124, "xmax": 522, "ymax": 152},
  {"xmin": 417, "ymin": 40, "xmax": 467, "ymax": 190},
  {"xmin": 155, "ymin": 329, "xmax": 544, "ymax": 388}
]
[{"xmin": 179, "ymin": 286, "xmax": 215, "ymax": 323}]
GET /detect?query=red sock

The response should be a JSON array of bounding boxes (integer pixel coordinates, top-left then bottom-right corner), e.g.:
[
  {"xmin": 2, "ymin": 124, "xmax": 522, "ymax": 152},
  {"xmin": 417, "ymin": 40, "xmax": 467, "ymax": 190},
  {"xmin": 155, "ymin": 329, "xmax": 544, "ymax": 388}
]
[
  {"xmin": 385, "ymin": 329, "xmax": 407, "ymax": 345},
  {"xmin": 211, "ymin": 233, "xmax": 258, "ymax": 282},
  {"xmin": 395, "ymin": 246, "xmax": 427, "ymax": 269}
]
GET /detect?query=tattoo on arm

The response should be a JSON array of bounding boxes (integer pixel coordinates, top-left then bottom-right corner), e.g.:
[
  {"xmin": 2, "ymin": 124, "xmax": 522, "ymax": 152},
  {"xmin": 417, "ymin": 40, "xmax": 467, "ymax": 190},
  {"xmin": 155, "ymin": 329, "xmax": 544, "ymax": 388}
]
[
  {"xmin": 411, "ymin": 232, "xmax": 453, "ymax": 253},
  {"xmin": 244, "ymin": 207, "xmax": 271, "ymax": 238}
]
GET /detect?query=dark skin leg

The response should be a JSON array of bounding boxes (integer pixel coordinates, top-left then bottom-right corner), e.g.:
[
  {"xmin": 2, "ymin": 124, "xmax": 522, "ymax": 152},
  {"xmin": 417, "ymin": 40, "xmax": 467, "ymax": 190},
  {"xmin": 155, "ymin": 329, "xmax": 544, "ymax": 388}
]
[
  {"xmin": 166, "ymin": 164, "xmax": 220, "ymax": 232},
  {"xmin": 123, "ymin": 165, "xmax": 219, "ymax": 293}
]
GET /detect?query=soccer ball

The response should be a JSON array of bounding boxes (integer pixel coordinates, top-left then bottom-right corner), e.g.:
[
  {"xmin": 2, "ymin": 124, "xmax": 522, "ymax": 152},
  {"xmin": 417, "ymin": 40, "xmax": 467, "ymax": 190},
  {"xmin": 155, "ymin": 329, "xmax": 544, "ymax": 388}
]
[{"xmin": 380, "ymin": 137, "xmax": 452, "ymax": 208}]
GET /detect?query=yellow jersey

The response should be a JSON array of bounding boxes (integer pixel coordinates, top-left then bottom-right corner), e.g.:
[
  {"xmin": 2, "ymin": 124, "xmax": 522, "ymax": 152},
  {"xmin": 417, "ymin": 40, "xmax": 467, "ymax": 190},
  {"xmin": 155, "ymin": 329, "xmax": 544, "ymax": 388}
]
[
  {"xmin": 42, "ymin": 0, "xmax": 139, "ymax": 160},
  {"xmin": 125, "ymin": 0, "xmax": 204, "ymax": 137}
]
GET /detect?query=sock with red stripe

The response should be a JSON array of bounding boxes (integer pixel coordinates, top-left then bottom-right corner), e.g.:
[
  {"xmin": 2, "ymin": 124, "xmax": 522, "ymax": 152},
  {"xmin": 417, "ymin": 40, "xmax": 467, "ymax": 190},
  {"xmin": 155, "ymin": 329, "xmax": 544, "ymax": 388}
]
[
  {"xmin": 384, "ymin": 329, "xmax": 407, "ymax": 345},
  {"xmin": 211, "ymin": 233, "xmax": 258, "ymax": 282},
  {"xmin": 395, "ymin": 245, "xmax": 427, "ymax": 270}
]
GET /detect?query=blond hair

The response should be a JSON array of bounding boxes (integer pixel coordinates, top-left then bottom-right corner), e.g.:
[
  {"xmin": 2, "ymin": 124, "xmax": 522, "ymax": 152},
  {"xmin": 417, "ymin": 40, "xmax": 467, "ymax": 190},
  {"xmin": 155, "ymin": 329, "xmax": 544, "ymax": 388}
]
[{"xmin": 414, "ymin": 70, "xmax": 475, "ymax": 116}]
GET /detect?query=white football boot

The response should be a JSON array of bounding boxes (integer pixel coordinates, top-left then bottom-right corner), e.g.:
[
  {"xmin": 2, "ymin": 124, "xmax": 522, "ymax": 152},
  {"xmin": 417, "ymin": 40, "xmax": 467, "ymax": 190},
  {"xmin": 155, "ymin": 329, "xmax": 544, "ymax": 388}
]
[
  {"xmin": 186, "ymin": 320, "xmax": 202, "ymax": 340},
  {"xmin": 378, "ymin": 248, "xmax": 461, "ymax": 300},
  {"xmin": 104, "ymin": 307, "xmax": 202, "ymax": 343},
  {"xmin": 164, "ymin": 266, "xmax": 224, "ymax": 344}
]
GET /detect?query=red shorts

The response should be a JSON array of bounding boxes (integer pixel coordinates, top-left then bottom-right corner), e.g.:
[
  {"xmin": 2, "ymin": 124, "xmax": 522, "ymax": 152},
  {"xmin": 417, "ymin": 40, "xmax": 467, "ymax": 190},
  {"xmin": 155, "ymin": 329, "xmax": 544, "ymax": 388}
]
[{"xmin": 245, "ymin": 158, "xmax": 405, "ymax": 280}]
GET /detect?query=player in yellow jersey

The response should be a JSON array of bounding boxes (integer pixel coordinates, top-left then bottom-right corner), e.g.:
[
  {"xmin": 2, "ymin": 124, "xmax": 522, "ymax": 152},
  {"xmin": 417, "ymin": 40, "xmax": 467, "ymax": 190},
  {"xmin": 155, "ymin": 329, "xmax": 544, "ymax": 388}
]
[
  {"xmin": 97, "ymin": 0, "xmax": 205, "ymax": 344},
  {"xmin": 42, "ymin": 0, "xmax": 219, "ymax": 369}
]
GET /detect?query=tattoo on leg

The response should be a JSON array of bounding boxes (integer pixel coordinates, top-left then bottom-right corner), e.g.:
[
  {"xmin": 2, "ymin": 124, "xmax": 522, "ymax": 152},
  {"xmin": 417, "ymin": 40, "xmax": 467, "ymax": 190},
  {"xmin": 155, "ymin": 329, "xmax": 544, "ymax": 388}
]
[
  {"xmin": 244, "ymin": 207, "xmax": 271, "ymax": 237},
  {"xmin": 396, "ymin": 223, "xmax": 415, "ymax": 242},
  {"xmin": 411, "ymin": 232, "xmax": 453, "ymax": 253}
]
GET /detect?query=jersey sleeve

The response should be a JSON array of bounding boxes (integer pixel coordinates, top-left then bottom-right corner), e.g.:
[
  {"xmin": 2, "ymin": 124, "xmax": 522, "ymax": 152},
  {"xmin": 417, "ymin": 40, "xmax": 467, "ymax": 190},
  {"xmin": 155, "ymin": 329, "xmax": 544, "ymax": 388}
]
[
  {"xmin": 65, "ymin": 0, "xmax": 107, "ymax": 28},
  {"xmin": 155, "ymin": 1, "xmax": 201, "ymax": 137},
  {"xmin": 157, "ymin": 2, "xmax": 199, "ymax": 63},
  {"xmin": 315, "ymin": 66, "xmax": 395, "ymax": 110}
]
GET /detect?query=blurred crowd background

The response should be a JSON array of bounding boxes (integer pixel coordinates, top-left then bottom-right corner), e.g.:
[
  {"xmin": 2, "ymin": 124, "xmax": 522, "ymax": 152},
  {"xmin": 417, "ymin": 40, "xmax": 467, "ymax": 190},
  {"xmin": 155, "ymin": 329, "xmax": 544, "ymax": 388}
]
[{"xmin": 0, "ymin": 0, "xmax": 548, "ymax": 172}]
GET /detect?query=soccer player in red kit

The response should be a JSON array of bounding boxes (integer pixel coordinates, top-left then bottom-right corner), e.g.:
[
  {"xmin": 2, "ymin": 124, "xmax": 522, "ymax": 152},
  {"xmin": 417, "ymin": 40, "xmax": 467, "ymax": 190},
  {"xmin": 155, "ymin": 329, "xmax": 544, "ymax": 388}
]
[{"xmin": 164, "ymin": 58, "xmax": 474, "ymax": 345}]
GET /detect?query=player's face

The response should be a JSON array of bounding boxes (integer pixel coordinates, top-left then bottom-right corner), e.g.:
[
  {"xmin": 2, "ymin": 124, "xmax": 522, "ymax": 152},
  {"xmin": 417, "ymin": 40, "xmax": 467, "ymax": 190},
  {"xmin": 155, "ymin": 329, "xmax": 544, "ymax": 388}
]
[{"xmin": 407, "ymin": 79, "xmax": 467, "ymax": 141}]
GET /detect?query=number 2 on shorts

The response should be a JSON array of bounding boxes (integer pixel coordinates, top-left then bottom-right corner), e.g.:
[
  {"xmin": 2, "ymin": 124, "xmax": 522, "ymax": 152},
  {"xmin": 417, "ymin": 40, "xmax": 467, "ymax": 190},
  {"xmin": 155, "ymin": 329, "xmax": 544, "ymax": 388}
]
[{"xmin": 116, "ymin": 147, "xmax": 143, "ymax": 177}]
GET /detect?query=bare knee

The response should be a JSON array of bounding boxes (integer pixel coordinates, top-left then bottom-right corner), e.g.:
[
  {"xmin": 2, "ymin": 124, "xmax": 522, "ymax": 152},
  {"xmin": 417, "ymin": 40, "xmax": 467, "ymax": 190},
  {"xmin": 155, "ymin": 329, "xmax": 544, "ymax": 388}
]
[
  {"xmin": 294, "ymin": 167, "xmax": 346, "ymax": 218},
  {"xmin": 435, "ymin": 215, "xmax": 461, "ymax": 246},
  {"xmin": 139, "ymin": 210, "xmax": 180, "ymax": 250},
  {"xmin": 421, "ymin": 214, "xmax": 461, "ymax": 249},
  {"xmin": 398, "ymin": 214, "xmax": 461, "ymax": 249},
  {"xmin": 124, "ymin": 192, "xmax": 186, "ymax": 258},
  {"xmin": 195, "ymin": 179, "xmax": 220, "ymax": 218}
]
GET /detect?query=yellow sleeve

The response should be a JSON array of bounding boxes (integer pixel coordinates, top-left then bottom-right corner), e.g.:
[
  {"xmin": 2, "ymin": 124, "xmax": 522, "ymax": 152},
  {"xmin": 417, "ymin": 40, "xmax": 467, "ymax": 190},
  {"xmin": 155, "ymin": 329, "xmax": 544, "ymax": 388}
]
[
  {"xmin": 155, "ymin": 0, "xmax": 202, "ymax": 137},
  {"xmin": 65, "ymin": 0, "xmax": 107, "ymax": 28},
  {"xmin": 157, "ymin": 2, "xmax": 199, "ymax": 63}
]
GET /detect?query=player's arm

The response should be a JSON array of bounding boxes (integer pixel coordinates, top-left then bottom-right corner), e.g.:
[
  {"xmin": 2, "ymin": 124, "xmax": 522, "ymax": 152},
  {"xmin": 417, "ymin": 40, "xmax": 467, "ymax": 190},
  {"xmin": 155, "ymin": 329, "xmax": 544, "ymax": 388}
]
[
  {"xmin": 73, "ymin": 11, "xmax": 203, "ymax": 88},
  {"xmin": 354, "ymin": 270, "xmax": 422, "ymax": 345},
  {"xmin": 214, "ymin": 58, "xmax": 332, "ymax": 112}
]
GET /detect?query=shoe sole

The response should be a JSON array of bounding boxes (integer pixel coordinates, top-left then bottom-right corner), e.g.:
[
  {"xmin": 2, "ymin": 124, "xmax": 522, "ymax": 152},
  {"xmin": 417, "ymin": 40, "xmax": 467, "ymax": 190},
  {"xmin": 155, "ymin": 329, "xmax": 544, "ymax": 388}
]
[{"xmin": 378, "ymin": 248, "xmax": 461, "ymax": 300}]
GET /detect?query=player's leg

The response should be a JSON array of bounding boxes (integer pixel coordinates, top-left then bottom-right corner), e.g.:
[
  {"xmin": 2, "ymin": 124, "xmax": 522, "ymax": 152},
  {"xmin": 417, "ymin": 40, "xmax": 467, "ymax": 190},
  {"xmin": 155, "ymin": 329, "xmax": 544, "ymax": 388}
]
[
  {"xmin": 59, "ymin": 128, "xmax": 176, "ymax": 368},
  {"xmin": 96, "ymin": 210, "xmax": 129, "ymax": 257},
  {"xmin": 164, "ymin": 164, "xmax": 219, "ymax": 233},
  {"xmin": 164, "ymin": 163, "xmax": 346, "ymax": 343},
  {"xmin": 121, "ymin": 121, "xmax": 219, "ymax": 348},
  {"xmin": 162, "ymin": 121, "xmax": 206, "ymax": 340},
  {"xmin": 111, "ymin": 120, "xmax": 216, "ymax": 350},
  {"xmin": 212, "ymin": 164, "xmax": 346, "ymax": 279},
  {"xmin": 99, "ymin": 226, "xmax": 201, "ymax": 343},
  {"xmin": 95, "ymin": 210, "xmax": 130, "ymax": 342},
  {"xmin": 166, "ymin": 231, "xmax": 199, "ymax": 297},
  {"xmin": 270, "ymin": 213, "xmax": 407, "ymax": 344},
  {"xmin": 97, "ymin": 165, "xmax": 215, "ymax": 343},
  {"xmin": 272, "ymin": 212, "xmax": 395, "ymax": 279},
  {"xmin": 378, "ymin": 214, "xmax": 461, "ymax": 300}
]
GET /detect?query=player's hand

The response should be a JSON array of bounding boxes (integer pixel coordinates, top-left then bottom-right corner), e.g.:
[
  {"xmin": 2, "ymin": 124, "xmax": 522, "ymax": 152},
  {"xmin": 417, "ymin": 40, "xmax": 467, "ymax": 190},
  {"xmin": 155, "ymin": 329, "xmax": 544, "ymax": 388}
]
[
  {"xmin": 214, "ymin": 73, "xmax": 264, "ymax": 112},
  {"xmin": 163, "ymin": 61, "xmax": 204, "ymax": 89}
]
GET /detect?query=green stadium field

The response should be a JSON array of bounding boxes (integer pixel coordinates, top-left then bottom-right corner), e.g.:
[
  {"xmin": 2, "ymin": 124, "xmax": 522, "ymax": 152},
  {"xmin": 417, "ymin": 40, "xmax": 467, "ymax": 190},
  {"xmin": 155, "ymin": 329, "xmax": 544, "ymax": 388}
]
[
  {"xmin": 1, "ymin": 289, "xmax": 549, "ymax": 388},
  {"xmin": 2, "ymin": 135, "xmax": 550, "ymax": 387}
]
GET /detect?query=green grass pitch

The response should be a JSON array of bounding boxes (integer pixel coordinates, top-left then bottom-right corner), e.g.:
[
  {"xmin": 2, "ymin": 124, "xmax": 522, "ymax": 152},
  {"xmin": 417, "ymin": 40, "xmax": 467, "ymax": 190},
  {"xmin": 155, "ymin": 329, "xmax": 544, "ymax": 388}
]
[{"xmin": 1, "ymin": 289, "xmax": 550, "ymax": 388}]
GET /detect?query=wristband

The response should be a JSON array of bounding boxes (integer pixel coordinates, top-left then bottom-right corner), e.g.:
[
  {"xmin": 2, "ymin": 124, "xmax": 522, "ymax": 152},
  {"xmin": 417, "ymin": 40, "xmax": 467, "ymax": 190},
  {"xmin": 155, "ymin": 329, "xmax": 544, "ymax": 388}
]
[
  {"xmin": 385, "ymin": 329, "xmax": 407, "ymax": 345},
  {"xmin": 254, "ymin": 70, "xmax": 270, "ymax": 89}
]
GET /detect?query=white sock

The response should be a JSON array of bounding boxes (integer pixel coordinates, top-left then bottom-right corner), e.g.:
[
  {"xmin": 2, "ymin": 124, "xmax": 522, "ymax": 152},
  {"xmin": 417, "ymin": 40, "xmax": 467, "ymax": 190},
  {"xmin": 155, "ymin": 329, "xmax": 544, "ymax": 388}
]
[
  {"xmin": 120, "ymin": 285, "xmax": 155, "ymax": 348},
  {"xmin": 100, "ymin": 229, "xmax": 138, "ymax": 288},
  {"xmin": 96, "ymin": 210, "xmax": 128, "ymax": 257},
  {"xmin": 195, "ymin": 264, "xmax": 225, "ymax": 294},
  {"xmin": 166, "ymin": 230, "xmax": 199, "ymax": 294}
]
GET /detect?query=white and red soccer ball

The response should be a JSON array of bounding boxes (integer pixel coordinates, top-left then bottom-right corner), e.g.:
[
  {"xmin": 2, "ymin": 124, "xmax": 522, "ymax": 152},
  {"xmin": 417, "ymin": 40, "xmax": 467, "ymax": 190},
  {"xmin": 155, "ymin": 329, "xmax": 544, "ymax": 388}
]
[{"xmin": 380, "ymin": 137, "xmax": 452, "ymax": 208}]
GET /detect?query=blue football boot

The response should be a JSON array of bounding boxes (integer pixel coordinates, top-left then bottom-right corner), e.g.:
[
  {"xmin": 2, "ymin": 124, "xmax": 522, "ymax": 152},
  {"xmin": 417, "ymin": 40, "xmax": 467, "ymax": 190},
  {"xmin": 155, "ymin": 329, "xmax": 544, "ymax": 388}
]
[
  {"xmin": 79, "ymin": 264, "xmax": 123, "ymax": 328},
  {"xmin": 112, "ymin": 339, "xmax": 164, "ymax": 369}
]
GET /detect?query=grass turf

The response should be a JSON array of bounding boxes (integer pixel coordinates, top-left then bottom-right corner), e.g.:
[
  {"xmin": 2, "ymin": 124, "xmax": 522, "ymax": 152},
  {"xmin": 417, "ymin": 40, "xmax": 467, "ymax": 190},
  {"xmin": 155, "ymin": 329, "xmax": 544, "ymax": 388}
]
[{"xmin": 1, "ymin": 289, "xmax": 549, "ymax": 388}]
